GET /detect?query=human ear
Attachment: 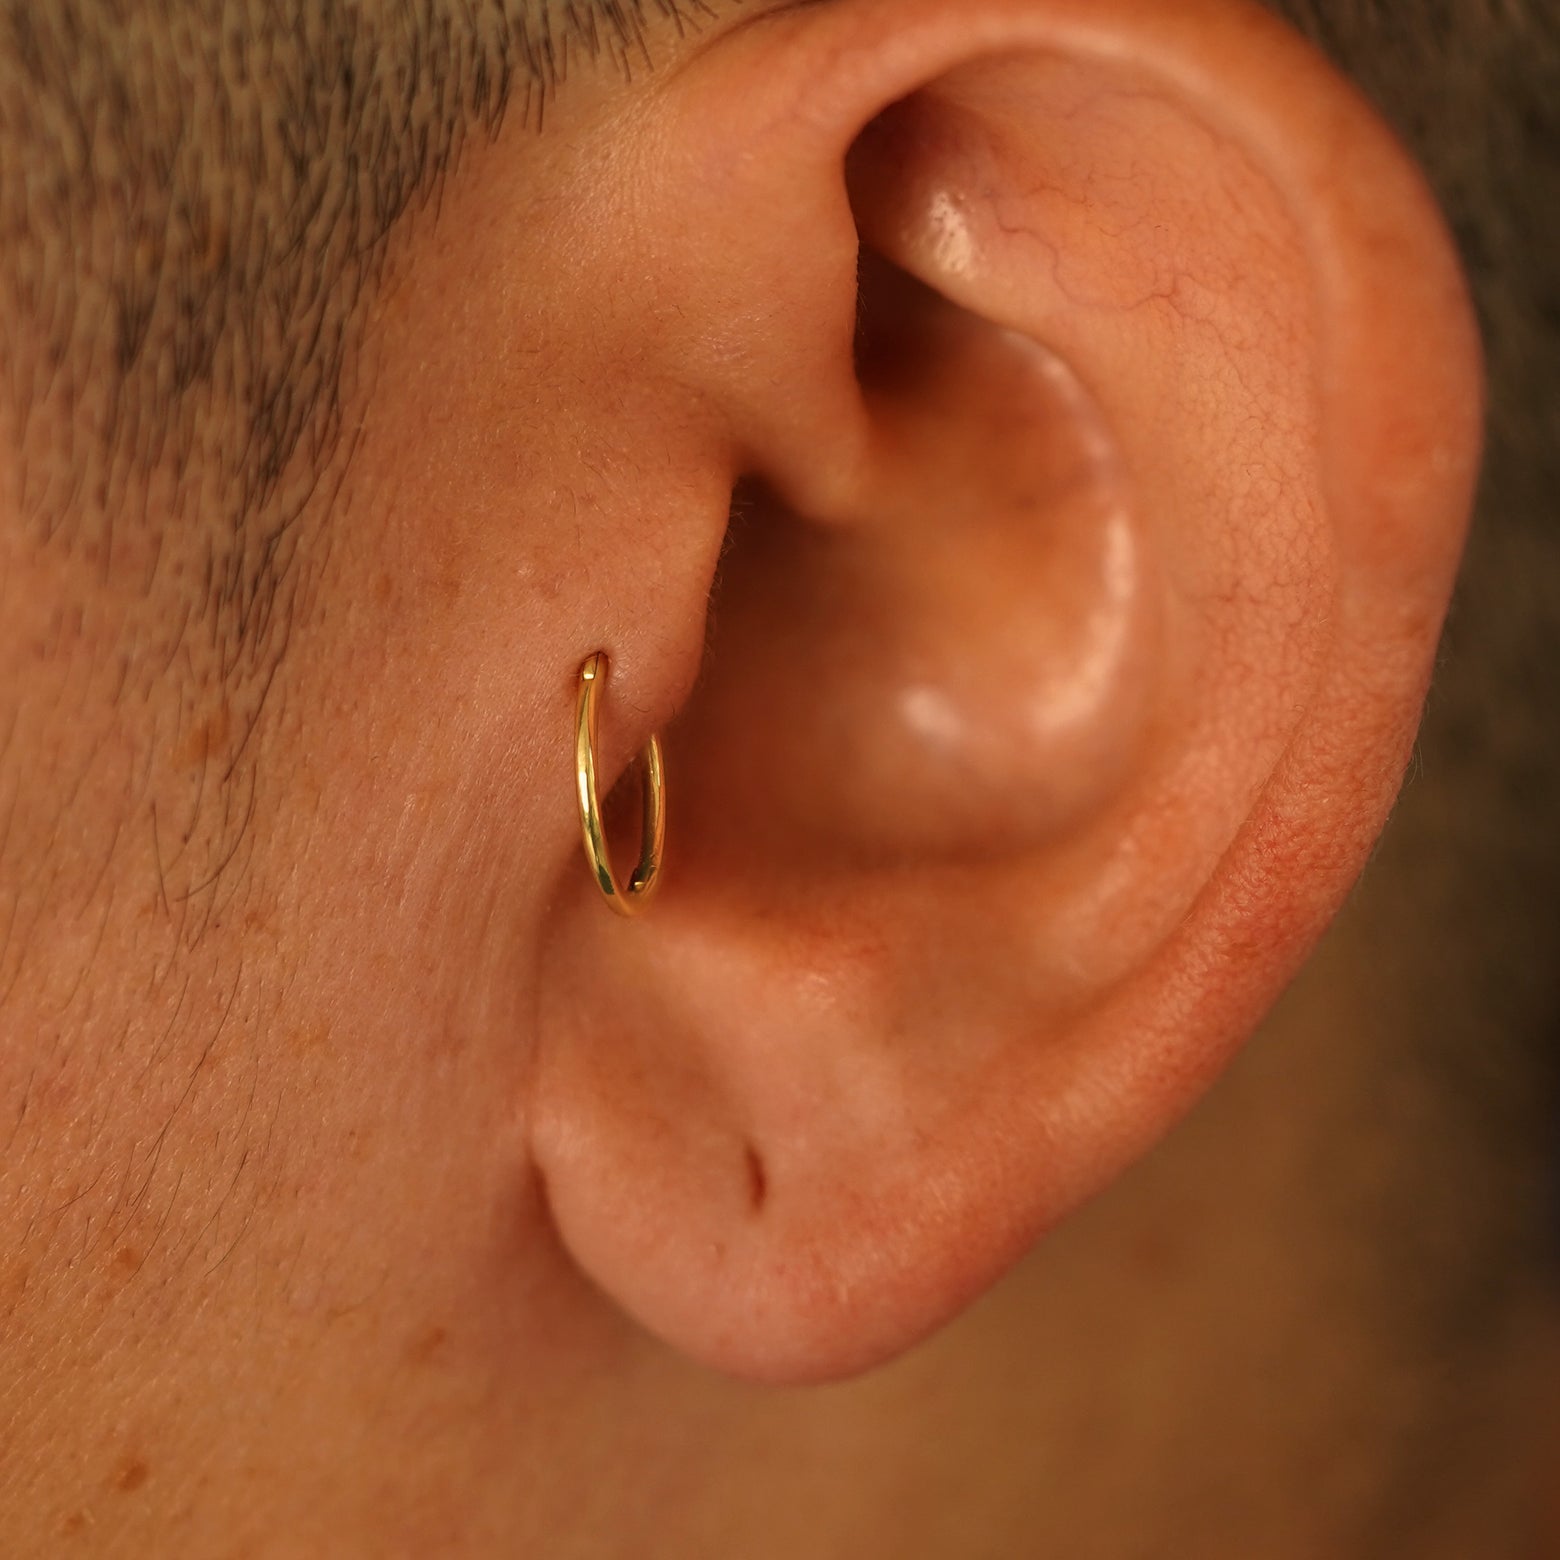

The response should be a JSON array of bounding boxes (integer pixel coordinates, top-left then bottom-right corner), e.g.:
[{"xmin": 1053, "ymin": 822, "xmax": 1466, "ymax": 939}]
[{"xmin": 525, "ymin": 0, "xmax": 1483, "ymax": 1385}]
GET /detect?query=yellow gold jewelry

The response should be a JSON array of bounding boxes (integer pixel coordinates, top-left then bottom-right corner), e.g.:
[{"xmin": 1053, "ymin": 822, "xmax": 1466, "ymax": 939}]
[{"xmin": 575, "ymin": 652, "xmax": 666, "ymax": 916}]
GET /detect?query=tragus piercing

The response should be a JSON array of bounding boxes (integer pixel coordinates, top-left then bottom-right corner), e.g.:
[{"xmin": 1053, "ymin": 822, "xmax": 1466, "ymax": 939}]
[{"xmin": 575, "ymin": 652, "xmax": 666, "ymax": 917}]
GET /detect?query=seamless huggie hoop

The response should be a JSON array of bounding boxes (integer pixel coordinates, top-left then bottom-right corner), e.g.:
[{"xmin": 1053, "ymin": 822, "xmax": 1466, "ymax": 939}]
[{"xmin": 575, "ymin": 653, "xmax": 666, "ymax": 917}]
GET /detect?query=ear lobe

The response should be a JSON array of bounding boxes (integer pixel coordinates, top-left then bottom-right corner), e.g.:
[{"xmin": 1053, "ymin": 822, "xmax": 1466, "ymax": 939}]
[{"xmin": 526, "ymin": 0, "xmax": 1483, "ymax": 1385}]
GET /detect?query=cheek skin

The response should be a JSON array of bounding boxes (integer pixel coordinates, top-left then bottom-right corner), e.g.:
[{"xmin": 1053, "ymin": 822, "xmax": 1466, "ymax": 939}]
[{"xmin": 0, "ymin": 98, "xmax": 735, "ymax": 1545}]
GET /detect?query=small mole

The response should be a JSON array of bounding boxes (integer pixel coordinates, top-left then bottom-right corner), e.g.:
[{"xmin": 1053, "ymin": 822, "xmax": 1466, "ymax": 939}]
[
  {"xmin": 744, "ymin": 1144, "xmax": 768, "ymax": 1213},
  {"xmin": 116, "ymin": 1458, "xmax": 149, "ymax": 1494},
  {"xmin": 112, "ymin": 1247, "xmax": 141, "ymax": 1276}
]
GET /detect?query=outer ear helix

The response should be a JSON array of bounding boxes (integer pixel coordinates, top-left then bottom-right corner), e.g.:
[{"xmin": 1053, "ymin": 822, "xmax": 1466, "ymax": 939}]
[{"xmin": 575, "ymin": 653, "xmax": 667, "ymax": 917}]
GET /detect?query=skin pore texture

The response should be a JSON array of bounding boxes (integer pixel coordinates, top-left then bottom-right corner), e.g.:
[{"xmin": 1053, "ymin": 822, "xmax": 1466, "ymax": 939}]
[{"xmin": 0, "ymin": 0, "xmax": 1555, "ymax": 1556}]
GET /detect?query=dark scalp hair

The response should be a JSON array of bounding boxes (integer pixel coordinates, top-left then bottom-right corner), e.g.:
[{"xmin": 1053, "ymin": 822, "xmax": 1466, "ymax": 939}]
[{"xmin": 0, "ymin": 0, "xmax": 719, "ymax": 670}]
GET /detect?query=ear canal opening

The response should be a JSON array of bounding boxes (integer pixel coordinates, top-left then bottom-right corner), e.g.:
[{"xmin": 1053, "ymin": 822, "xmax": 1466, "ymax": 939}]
[{"xmin": 852, "ymin": 243, "xmax": 967, "ymax": 400}]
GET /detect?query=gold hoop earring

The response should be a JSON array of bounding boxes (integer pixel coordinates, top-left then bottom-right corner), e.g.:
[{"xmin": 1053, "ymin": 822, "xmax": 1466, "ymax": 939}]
[{"xmin": 575, "ymin": 652, "xmax": 666, "ymax": 917}]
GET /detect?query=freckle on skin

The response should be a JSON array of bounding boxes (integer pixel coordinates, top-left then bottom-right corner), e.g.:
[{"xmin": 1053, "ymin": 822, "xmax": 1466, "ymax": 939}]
[
  {"xmin": 171, "ymin": 704, "xmax": 230, "ymax": 769},
  {"xmin": 60, "ymin": 1511, "xmax": 87, "ymax": 1536},
  {"xmin": 112, "ymin": 1247, "xmax": 141, "ymax": 1276},
  {"xmin": 288, "ymin": 1021, "xmax": 331, "ymax": 1057},
  {"xmin": 116, "ymin": 1458, "xmax": 149, "ymax": 1493},
  {"xmin": 406, "ymin": 1325, "xmax": 449, "ymax": 1365},
  {"xmin": 1133, "ymin": 1229, "xmax": 1184, "ymax": 1280}
]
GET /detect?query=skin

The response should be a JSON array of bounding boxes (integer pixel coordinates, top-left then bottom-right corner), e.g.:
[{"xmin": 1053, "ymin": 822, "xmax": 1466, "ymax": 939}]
[{"xmin": 0, "ymin": 0, "xmax": 1550, "ymax": 1553}]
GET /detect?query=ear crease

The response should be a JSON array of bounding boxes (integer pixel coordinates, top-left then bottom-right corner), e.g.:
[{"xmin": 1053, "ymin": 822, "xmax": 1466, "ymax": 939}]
[{"xmin": 741, "ymin": 1142, "xmax": 768, "ymax": 1214}]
